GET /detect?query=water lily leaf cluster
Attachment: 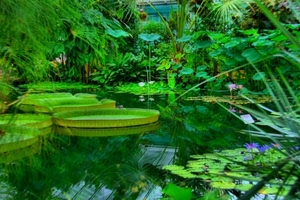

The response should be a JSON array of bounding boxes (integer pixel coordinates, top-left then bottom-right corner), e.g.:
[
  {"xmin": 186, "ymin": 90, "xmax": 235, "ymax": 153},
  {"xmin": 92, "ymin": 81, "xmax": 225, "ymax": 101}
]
[
  {"xmin": 186, "ymin": 95, "xmax": 273, "ymax": 104},
  {"xmin": 163, "ymin": 146, "xmax": 297, "ymax": 196}
]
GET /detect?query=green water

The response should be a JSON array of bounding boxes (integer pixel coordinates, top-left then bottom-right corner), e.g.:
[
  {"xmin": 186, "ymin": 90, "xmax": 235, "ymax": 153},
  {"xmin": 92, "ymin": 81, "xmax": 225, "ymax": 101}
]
[{"xmin": 0, "ymin": 92, "xmax": 248, "ymax": 199}]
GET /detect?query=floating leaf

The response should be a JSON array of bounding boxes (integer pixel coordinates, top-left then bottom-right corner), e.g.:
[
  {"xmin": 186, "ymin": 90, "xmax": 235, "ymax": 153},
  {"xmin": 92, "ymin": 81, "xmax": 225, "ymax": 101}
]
[
  {"xmin": 258, "ymin": 187, "xmax": 279, "ymax": 195},
  {"xmin": 163, "ymin": 165, "xmax": 184, "ymax": 171},
  {"xmin": 235, "ymin": 184, "xmax": 254, "ymax": 191},
  {"xmin": 210, "ymin": 181, "xmax": 236, "ymax": 189},
  {"xmin": 162, "ymin": 183, "xmax": 192, "ymax": 200}
]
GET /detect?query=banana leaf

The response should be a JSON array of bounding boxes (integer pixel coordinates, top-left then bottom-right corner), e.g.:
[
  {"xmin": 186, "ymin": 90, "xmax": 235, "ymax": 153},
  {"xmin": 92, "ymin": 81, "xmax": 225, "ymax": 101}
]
[
  {"xmin": 0, "ymin": 140, "xmax": 40, "ymax": 164},
  {"xmin": 0, "ymin": 125, "xmax": 40, "ymax": 153},
  {"xmin": 53, "ymin": 122, "xmax": 160, "ymax": 137},
  {"xmin": 0, "ymin": 113, "xmax": 52, "ymax": 129},
  {"xmin": 52, "ymin": 108, "xmax": 160, "ymax": 128}
]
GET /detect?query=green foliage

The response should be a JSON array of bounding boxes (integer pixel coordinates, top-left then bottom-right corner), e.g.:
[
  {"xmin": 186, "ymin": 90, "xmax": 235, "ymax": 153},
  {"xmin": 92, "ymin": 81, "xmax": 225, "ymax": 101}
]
[
  {"xmin": 0, "ymin": 0, "xmax": 80, "ymax": 82},
  {"xmin": 140, "ymin": 21, "xmax": 170, "ymax": 39},
  {"xmin": 91, "ymin": 52, "xmax": 145, "ymax": 87},
  {"xmin": 19, "ymin": 82, "xmax": 99, "ymax": 91},
  {"xmin": 115, "ymin": 82, "xmax": 174, "ymax": 95},
  {"xmin": 163, "ymin": 144, "xmax": 298, "ymax": 198},
  {"xmin": 162, "ymin": 183, "xmax": 192, "ymax": 200},
  {"xmin": 1, "ymin": 0, "xmax": 137, "ymax": 84}
]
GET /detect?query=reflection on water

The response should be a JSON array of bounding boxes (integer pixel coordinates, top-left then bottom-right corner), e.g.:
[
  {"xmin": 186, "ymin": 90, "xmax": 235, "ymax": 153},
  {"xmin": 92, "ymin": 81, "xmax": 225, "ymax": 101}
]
[{"xmin": 0, "ymin": 92, "xmax": 248, "ymax": 199}]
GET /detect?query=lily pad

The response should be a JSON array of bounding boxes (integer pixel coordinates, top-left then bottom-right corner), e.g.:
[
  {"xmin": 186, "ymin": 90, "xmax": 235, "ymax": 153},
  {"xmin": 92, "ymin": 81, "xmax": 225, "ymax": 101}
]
[
  {"xmin": 53, "ymin": 122, "xmax": 160, "ymax": 137},
  {"xmin": 0, "ymin": 125, "xmax": 40, "ymax": 153},
  {"xmin": 52, "ymin": 108, "xmax": 160, "ymax": 128},
  {"xmin": 0, "ymin": 141, "xmax": 40, "ymax": 164},
  {"xmin": 210, "ymin": 181, "xmax": 236, "ymax": 189},
  {"xmin": 18, "ymin": 93, "xmax": 116, "ymax": 113},
  {"xmin": 0, "ymin": 114, "xmax": 52, "ymax": 129}
]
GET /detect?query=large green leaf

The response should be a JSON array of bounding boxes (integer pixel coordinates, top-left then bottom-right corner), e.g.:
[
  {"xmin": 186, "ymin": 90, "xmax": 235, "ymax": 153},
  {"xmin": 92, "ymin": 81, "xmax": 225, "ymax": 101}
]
[
  {"xmin": 52, "ymin": 108, "xmax": 160, "ymax": 128},
  {"xmin": 177, "ymin": 34, "xmax": 192, "ymax": 43},
  {"xmin": 18, "ymin": 93, "xmax": 116, "ymax": 113},
  {"xmin": 0, "ymin": 125, "xmax": 40, "ymax": 153},
  {"xmin": 224, "ymin": 40, "xmax": 240, "ymax": 48},
  {"xmin": 242, "ymin": 48, "xmax": 261, "ymax": 61},
  {"xmin": 0, "ymin": 114, "xmax": 52, "ymax": 129},
  {"xmin": 208, "ymin": 32, "xmax": 225, "ymax": 40},
  {"xmin": 252, "ymin": 40, "xmax": 274, "ymax": 47},
  {"xmin": 194, "ymin": 41, "xmax": 212, "ymax": 49},
  {"xmin": 54, "ymin": 122, "xmax": 160, "ymax": 137},
  {"xmin": 105, "ymin": 29, "xmax": 130, "ymax": 38},
  {"xmin": 0, "ymin": 139, "xmax": 40, "ymax": 164},
  {"xmin": 138, "ymin": 33, "xmax": 161, "ymax": 42},
  {"xmin": 162, "ymin": 183, "xmax": 192, "ymax": 200}
]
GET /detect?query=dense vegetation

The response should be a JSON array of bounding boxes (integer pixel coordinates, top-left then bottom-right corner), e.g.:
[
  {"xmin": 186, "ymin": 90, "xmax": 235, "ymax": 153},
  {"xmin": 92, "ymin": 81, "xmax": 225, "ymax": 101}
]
[{"xmin": 1, "ymin": 0, "xmax": 300, "ymax": 199}]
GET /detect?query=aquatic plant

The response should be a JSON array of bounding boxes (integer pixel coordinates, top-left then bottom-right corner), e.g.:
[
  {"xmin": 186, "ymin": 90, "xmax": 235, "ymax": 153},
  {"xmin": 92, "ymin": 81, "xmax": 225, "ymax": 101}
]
[
  {"xmin": 17, "ymin": 93, "xmax": 116, "ymax": 113},
  {"xmin": 52, "ymin": 108, "xmax": 160, "ymax": 128},
  {"xmin": 163, "ymin": 142, "xmax": 297, "ymax": 198}
]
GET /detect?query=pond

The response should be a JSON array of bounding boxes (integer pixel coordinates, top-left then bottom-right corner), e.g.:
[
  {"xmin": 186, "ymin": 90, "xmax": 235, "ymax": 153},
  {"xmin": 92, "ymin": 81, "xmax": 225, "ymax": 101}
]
[{"xmin": 0, "ymin": 91, "xmax": 261, "ymax": 199}]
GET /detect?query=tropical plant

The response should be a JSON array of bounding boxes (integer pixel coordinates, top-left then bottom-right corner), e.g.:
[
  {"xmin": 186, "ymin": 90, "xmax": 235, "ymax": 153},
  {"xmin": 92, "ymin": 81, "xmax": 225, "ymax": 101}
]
[
  {"xmin": 0, "ymin": 0, "xmax": 82, "ymax": 82},
  {"xmin": 91, "ymin": 52, "xmax": 143, "ymax": 87},
  {"xmin": 209, "ymin": 0, "xmax": 253, "ymax": 31}
]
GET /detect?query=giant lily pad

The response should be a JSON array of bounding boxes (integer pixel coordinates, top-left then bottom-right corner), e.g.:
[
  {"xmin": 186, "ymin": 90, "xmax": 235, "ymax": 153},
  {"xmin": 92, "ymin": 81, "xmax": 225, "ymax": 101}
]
[
  {"xmin": 0, "ymin": 114, "xmax": 52, "ymax": 129},
  {"xmin": 0, "ymin": 125, "xmax": 40, "ymax": 153},
  {"xmin": 52, "ymin": 108, "xmax": 160, "ymax": 128},
  {"xmin": 0, "ymin": 140, "xmax": 40, "ymax": 164},
  {"xmin": 53, "ymin": 122, "xmax": 160, "ymax": 137},
  {"xmin": 18, "ymin": 93, "xmax": 116, "ymax": 113}
]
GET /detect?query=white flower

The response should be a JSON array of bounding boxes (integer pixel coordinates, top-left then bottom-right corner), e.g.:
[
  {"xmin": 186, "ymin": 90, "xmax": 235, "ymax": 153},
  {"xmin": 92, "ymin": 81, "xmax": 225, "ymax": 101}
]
[
  {"xmin": 148, "ymin": 81, "xmax": 155, "ymax": 84},
  {"xmin": 139, "ymin": 98, "xmax": 145, "ymax": 102},
  {"xmin": 149, "ymin": 98, "xmax": 154, "ymax": 101},
  {"xmin": 138, "ymin": 82, "xmax": 145, "ymax": 87}
]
